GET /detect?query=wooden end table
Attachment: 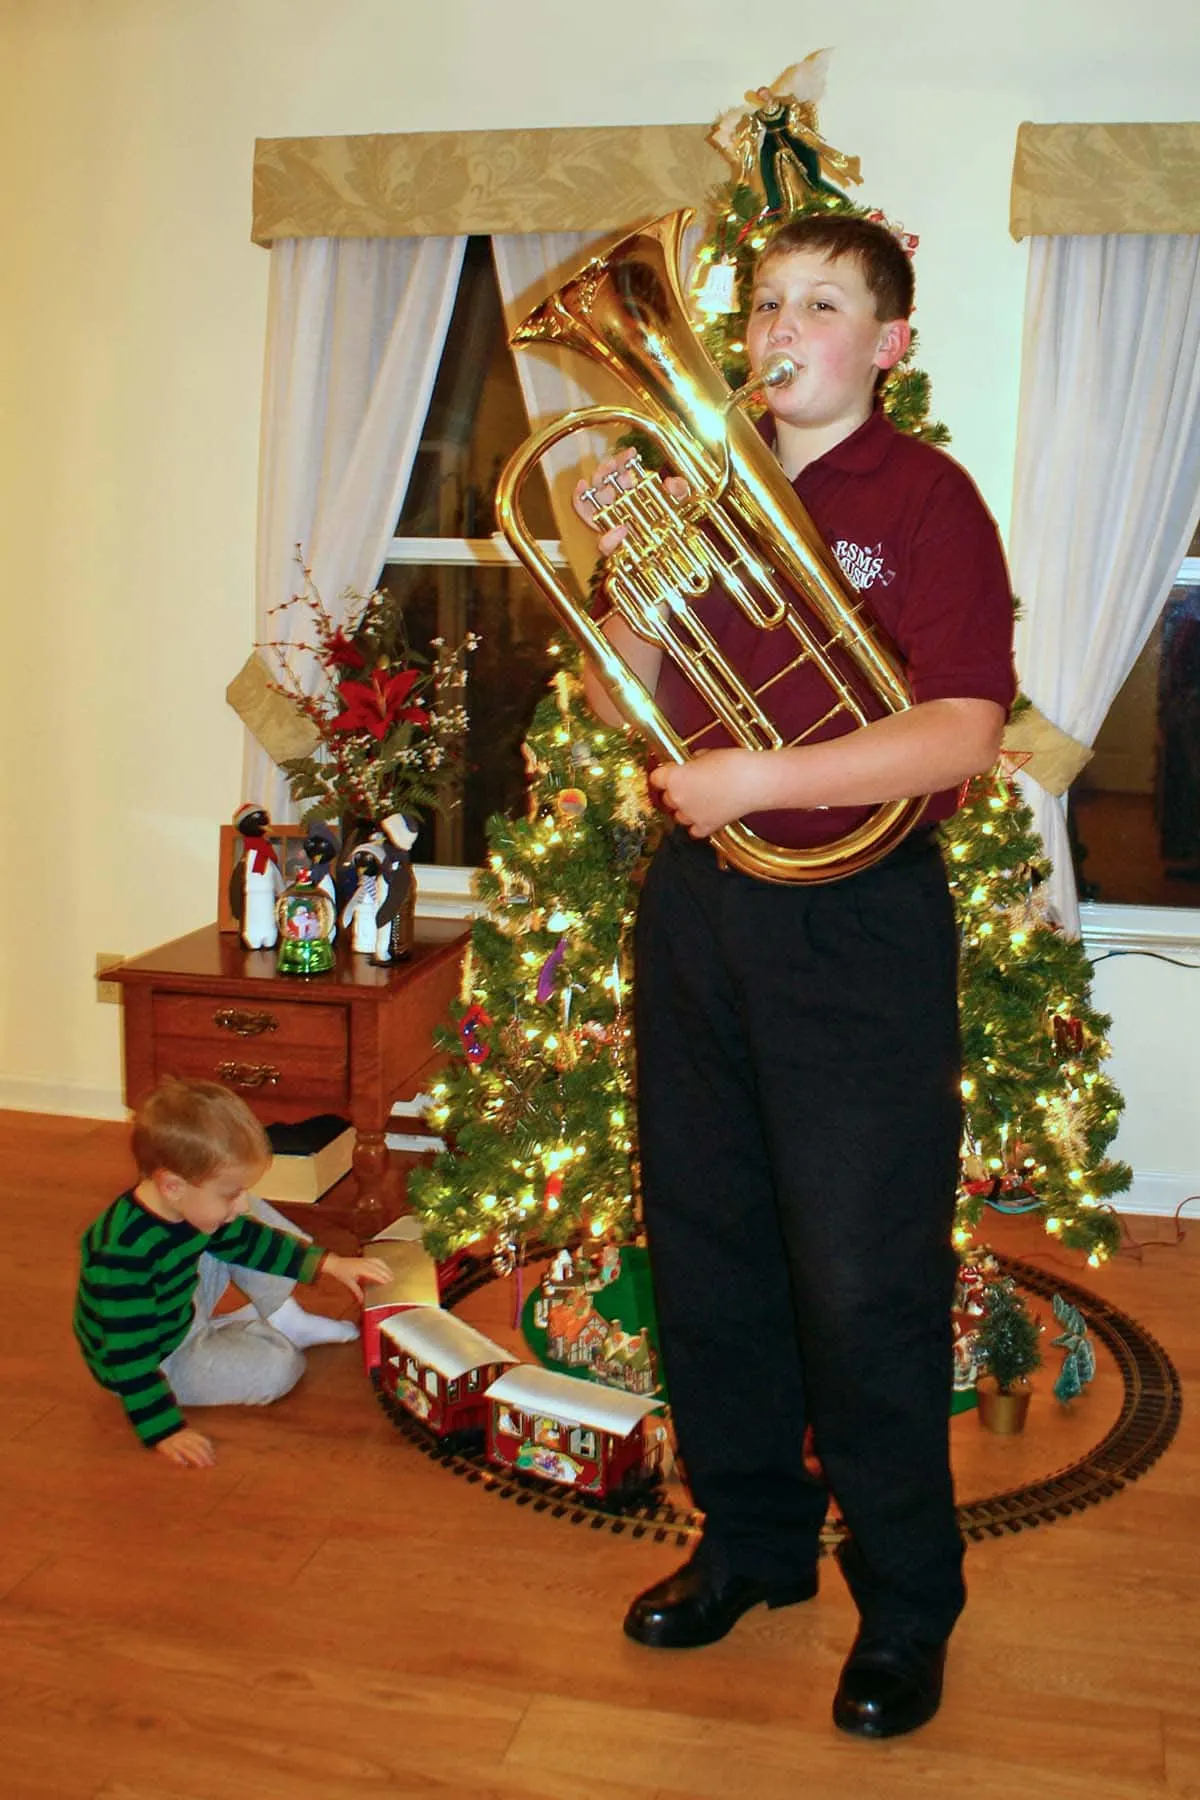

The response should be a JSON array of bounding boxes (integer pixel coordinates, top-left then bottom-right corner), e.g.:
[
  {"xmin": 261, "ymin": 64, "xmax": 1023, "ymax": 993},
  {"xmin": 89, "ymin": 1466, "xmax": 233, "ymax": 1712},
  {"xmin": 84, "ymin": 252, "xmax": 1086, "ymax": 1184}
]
[{"xmin": 110, "ymin": 920, "xmax": 468, "ymax": 1239}]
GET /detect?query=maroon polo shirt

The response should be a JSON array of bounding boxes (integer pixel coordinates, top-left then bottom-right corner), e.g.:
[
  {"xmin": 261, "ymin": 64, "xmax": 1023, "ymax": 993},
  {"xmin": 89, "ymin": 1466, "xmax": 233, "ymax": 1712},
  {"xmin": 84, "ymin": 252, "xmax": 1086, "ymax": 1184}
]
[{"xmin": 651, "ymin": 406, "xmax": 1017, "ymax": 848}]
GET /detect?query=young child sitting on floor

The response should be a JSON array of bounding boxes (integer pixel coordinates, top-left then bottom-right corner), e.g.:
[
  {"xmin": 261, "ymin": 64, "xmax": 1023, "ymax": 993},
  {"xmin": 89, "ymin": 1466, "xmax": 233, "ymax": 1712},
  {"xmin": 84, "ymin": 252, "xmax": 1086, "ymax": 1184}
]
[{"xmin": 74, "ymin": 1076, "xmax": 390, "ymax": 1467}]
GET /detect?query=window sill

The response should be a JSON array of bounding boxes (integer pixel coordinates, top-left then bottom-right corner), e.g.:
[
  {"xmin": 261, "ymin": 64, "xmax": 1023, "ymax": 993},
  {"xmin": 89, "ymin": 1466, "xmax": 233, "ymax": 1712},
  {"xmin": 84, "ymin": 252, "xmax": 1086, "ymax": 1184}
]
[
  {"xmin": 412, "ymin": 862, "xmax": 486, "ymax": 923},
  {"xmin": 1079, "ymin": 900, "xmax": 1200, "ymax": 954},
  {"xmin": 414, "ymin": 871, "xmax": 1200, "ymax": 952}
]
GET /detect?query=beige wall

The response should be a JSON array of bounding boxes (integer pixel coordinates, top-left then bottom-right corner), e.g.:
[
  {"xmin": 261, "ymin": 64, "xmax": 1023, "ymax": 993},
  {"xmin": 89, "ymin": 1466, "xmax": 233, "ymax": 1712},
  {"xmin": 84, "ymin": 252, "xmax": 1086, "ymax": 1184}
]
[{"xmin": 1, "ymin": 0, "xmax": 1197, "ymax": 1118}]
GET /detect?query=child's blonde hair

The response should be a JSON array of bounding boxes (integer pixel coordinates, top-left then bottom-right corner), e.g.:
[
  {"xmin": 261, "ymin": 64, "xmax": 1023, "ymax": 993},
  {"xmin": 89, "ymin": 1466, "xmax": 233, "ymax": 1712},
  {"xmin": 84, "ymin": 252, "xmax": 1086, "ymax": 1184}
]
[{"xmin": 130, "ymin": 1077, "xmax": 270, "ymax": 1182}]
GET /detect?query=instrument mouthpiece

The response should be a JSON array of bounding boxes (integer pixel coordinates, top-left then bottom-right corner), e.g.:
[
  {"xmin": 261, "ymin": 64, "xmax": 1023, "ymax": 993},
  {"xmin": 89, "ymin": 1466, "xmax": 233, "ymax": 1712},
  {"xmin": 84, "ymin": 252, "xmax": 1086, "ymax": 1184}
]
[
  {"xmin": 759, "ymin": 354, "xmax": 797, "ymax": 389},
  {"xmin": 725, "ymin": 353, "xmax": 797, "ymax": 415}
]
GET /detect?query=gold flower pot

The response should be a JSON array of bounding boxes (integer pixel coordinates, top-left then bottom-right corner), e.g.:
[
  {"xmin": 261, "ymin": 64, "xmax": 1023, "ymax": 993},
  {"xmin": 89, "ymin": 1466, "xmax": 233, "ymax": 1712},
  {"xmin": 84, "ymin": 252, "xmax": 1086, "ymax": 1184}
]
[{"xmin": 976, "ymin": 1377, "xmax": 1033, "ymax": 1435}]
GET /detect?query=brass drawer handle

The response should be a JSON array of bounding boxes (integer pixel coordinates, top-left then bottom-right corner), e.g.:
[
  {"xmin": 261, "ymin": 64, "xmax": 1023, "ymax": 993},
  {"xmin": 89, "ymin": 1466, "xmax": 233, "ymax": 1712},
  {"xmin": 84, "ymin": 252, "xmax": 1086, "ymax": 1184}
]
[
  {"xmin": 213, "ymin": 1008, "xmax": 279, "ymax": 1037},
  {"xmin": 214, "ymin": 1060, "xmax": 281, "ymax": 1090}
]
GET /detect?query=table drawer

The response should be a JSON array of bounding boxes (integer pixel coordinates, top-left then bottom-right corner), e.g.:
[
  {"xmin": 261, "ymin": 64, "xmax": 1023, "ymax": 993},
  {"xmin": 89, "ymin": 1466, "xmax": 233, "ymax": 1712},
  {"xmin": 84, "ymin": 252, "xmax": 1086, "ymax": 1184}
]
[
  {"xmin": 153, "ymin": 993, "xmax": 347, "ymax": 1052},
  {"xmin": 154, "ymin": 1037, "xmax": 348, "ymax": 1108}
]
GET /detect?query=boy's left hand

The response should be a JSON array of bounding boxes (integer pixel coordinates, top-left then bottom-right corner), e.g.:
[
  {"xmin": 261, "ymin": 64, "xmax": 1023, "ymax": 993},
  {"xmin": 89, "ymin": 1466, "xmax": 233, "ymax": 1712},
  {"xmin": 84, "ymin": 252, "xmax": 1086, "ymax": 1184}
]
[
  {"xmin": 321, "ymin": 1253, "xmax": 392, "ymax": 1302},
  {"xmin": 649, "ymin": 748, "xmax": 767, "ymax": 839}
]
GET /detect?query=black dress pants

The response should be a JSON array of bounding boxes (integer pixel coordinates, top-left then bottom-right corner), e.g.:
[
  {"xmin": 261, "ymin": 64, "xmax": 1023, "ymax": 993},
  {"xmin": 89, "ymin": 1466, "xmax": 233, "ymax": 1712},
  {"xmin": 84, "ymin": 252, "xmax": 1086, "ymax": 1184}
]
[{"xmin": 634, "ymin": 826, "xmax": 966, "ymax": 1642}]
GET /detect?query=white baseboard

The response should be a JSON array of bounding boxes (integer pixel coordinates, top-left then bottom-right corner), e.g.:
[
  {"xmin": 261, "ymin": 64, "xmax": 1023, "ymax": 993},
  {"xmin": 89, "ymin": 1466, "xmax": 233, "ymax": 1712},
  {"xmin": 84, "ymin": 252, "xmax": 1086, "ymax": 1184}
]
[
  {"xmin": 0, "ymin": 1077, "xmax": 127, "ymax": 1121},
  {"xmin": 1113, "ymin": 1169, "xmax": 1200, "ymax": 1220}
]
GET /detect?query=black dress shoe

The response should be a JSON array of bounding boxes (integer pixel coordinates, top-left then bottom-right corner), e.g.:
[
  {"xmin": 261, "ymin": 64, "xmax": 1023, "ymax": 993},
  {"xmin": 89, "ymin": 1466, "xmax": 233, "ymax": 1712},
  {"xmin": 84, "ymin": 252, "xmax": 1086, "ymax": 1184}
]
[
  {"xmin": 623, "ymin": 1551, "xmax": 818, "ymax": 1649},
  {"xmin": 833, "ymin": 1632, "xmax": 947, "ymax": 1738}
]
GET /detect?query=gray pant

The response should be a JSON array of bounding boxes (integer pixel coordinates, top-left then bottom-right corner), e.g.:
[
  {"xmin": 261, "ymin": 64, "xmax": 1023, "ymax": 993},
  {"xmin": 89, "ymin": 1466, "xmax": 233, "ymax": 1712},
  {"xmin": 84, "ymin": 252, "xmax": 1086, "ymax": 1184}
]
[{"xmin": 160, "ymin": 1197, "xmax": 307, "ymax": 1407}]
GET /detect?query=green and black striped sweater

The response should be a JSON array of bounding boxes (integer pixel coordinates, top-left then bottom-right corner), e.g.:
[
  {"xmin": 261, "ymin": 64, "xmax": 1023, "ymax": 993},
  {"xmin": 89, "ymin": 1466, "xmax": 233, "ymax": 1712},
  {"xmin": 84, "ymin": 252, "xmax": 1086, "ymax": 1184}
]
[{"xmin": 74, "ymin": 1191, "xmax": 325, "ymax": 1446}]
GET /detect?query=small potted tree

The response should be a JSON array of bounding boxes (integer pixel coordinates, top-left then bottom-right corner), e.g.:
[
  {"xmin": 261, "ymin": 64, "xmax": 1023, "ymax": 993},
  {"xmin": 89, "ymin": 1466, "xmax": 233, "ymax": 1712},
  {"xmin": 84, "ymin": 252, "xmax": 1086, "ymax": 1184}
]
[{"xmin": 974, "ymin": 1277, "xmax": 1042, "ymax": 1434}]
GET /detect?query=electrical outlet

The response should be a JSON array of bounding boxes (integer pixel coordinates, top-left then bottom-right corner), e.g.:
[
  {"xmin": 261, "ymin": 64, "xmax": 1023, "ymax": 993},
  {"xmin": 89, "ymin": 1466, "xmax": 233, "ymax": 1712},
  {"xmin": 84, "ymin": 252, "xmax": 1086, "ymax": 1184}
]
[{"xmin": 95, "ymin": 952, "xmax": 125, "ymax": 1005}]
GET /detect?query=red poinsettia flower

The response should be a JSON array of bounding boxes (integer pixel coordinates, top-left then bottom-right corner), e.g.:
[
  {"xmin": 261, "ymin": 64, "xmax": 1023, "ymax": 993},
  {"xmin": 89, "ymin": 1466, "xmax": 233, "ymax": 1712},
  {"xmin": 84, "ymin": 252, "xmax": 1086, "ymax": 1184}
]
[
  {"xmin": 329, "ymin": 668, "xmax": 431, "ymax": 740},
  {"xmin": 322, "ymin": 628, "xmax": 366, "ymax": 670}
]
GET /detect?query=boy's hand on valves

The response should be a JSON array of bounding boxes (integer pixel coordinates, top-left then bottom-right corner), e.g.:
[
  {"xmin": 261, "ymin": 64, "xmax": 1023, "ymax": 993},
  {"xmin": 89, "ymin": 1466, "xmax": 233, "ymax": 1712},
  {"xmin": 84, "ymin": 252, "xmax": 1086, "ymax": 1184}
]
[{"xmin": 573, "ymin": 450, "xmax": 690, "ymax": 557}]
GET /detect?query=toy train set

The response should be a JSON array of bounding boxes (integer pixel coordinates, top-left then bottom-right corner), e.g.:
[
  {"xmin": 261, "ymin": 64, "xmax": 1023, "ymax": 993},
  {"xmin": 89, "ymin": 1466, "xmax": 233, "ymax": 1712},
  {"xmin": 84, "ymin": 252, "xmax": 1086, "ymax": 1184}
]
[
  {"xmin": 362, "ymin": 1227, "xmax": 669, "ymax": 1502},
  {"xmin": 358, "ymin": 1226, "xmax": 1184, "ymax": 1554}
]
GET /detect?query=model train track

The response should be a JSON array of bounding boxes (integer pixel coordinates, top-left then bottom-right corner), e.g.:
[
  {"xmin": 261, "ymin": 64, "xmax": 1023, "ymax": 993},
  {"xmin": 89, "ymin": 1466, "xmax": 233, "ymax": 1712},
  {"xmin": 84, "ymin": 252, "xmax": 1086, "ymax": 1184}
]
[
  {"xmin": 949, "ymin": 1251, "xmax": 1182, "ymax": 1544},
  {"xmin": 376, "ymin": 1248, "xmax": 1181, "ymax": 1548}
]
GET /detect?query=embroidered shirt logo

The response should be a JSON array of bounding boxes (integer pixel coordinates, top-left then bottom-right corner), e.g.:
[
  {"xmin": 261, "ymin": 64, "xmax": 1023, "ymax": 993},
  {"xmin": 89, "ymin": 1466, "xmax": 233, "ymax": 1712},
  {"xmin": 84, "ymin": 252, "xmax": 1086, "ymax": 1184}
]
[{"xmin": 833, "ymin": 540, "xmax": 894, "ymax": 591}]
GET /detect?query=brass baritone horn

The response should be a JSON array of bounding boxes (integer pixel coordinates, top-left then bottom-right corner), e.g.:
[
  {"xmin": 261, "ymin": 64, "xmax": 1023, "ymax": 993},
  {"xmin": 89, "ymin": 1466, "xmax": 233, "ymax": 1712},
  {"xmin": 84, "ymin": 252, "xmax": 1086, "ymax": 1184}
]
[{"xmin": 495, "ymin": 210, "xmax": 927, "ymax": 884}]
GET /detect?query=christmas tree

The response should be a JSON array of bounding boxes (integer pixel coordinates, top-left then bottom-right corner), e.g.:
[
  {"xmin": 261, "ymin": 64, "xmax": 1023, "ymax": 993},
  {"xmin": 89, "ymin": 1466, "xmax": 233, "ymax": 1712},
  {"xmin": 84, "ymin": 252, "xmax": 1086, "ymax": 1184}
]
[
  {"xmin": 948, "ymin": 751, "xmax": 1127, "ymax": 1263},
  {"xmin": 412, "ymin": 666, "xmax": 658, "ymax": 1263},
  {"xmin": 409, "ymin": 55, "xmax": 1128, "ymax": 1276}
]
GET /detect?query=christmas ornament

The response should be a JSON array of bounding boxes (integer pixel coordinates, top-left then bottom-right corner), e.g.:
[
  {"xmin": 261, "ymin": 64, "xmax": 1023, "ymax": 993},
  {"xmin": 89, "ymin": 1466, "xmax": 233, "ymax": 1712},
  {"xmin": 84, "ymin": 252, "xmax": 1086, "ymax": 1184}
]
[
  {"xmin": 863, "ymin": 209, "xmax": 919, "ymax": 258},
  {"xmin": 499, "ymin": 1018, "xmax": 530, "ymax": 1063},
  {"xmin": 708, "ymin": 52, "xmax": 863, "ymax": 213},
  {"xmin": 694, "ymin": 254, "xmax": 738, "ymax": 319},
  {"xmin": 492, "ymin": 1237, "xmax": 518, "ymax": 1278},
  {"xmin": 459, "ymin": 1002, "xmax": 493, "ymax": 1063},
  {"xmin": 556, "ymin": 787, "xmax": 588, "ymax": 822},
  {"xmin": 535, "ymin": 937, "xmax": 568, "ymax": 1004}
]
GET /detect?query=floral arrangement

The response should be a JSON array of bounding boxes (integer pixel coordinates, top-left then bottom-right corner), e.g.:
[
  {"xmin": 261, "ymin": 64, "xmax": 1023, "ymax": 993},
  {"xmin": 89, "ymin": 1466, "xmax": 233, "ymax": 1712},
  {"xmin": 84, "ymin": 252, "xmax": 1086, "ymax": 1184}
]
[{"xmin": 262, "ymin": 569, "xmax": 476, "ymax": 829}]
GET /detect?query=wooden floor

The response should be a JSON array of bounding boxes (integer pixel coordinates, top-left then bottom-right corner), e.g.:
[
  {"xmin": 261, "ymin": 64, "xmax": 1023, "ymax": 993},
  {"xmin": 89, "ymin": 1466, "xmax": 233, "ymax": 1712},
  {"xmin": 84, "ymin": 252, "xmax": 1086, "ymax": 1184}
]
[{"xmin": 2, "ymin": 1109, "xmax": 1198, "ymax": 1800}]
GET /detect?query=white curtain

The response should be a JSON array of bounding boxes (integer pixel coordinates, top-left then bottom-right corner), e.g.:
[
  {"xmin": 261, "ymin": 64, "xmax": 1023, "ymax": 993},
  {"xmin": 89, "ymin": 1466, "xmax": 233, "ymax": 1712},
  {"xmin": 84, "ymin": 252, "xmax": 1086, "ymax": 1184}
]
[
  {"xmin": 1010, "ymin": 233, "xmax": 1200, "ymax": 933},
  {"xmin": 491, "ymin": 232, "xmax": 619, "ymax": 583},
  {"xmin": 243, "ymin": 233, "xmax": 467, "ymax": 818}
]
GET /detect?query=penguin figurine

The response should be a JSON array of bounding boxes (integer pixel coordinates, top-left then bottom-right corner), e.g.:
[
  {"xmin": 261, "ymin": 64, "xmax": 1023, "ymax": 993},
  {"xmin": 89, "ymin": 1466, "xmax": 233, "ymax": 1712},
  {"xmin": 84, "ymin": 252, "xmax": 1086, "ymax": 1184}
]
[
  {"xmin": 340, "ymin": 840, "xmax": 389, "ymax": 958},
  {"xmin": 373, "ymin": 811, "xmax": 420, "ymax": 964},
  {"xmin": 230, "ymin": 803, "xmax": 283, "ymax": 951},
  {"xmin": 301, "ymin": 822, "xmax": 342, "ymax": 941}
]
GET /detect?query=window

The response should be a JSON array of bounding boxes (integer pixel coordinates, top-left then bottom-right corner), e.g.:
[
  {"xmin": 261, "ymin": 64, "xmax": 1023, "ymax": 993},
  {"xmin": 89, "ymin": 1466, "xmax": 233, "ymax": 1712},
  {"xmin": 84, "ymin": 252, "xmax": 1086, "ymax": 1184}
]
[
  {"xmin": 1070, "ymin": 517, "xmax": 1200, "ymax": 906},
  {"xmin": 423, "ymin": 1368, "xmax": 440, "ymax": 1398},
  {"xmin": 568, "ymin": 1426, "xmax": 598, "ymax": 1460},
  {"xmin": 382, "ymin": 237, "xmax": 567, "ymax": 871},
  {"xmin": 532, "ymin": 1415, "xmax": 564, "ymax": 1452}
]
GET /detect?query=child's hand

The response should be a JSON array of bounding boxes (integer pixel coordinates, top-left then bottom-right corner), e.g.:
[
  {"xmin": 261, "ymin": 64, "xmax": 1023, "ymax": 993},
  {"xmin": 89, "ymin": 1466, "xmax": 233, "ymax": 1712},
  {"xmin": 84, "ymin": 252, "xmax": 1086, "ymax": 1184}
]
[
  {"xmin": 573, "ymin": 453, "xmax": 689, "ymax": 555},
  {"xmin": 155, "ymin": 1427, "xmax": 215, "ymax": 1468},
  {"xmin": 650, "ymin": 747, "xmax": 767, "ymax": 838},
  {"xmin": 321, "ymin": 1253, "xmax": 392, "ymax": 1303}
]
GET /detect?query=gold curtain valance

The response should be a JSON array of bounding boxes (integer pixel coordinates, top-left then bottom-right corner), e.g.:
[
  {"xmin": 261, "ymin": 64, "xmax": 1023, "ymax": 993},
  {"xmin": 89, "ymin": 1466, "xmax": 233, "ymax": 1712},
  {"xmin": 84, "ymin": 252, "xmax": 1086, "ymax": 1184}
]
[
  {"xmin": 1010, "ymin": 121, "xmax": 1200, "ymax": 240},
  {"xmin": 252, "ymin": 124, "xmax": 727, "ymax": 246},
  {"xmin": 253, "ymin": 118, "xmax": 1200, "ymax": 248}
]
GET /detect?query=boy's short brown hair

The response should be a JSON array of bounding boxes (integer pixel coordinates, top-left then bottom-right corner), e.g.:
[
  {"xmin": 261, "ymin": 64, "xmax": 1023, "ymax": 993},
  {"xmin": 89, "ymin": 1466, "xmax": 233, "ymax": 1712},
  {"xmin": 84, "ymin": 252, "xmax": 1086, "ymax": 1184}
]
[
  {"xmin": 131, "ymin": 1077, "xmax": 271, "ymax": 1182},
  {"xmin": 758, "ymin": 214, "xmax": 914, "ymax": 323}
]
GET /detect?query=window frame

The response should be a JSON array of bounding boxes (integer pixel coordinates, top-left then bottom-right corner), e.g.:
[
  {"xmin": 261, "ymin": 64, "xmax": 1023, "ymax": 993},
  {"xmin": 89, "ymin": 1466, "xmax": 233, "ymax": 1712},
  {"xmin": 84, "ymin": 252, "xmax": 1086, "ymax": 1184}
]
[
  {"xmin": 1077, "ymin": 547, "xmax": 1200, "ymax": 950},
  {"xmin": 384, "ymin": 532, "xmax": 569, "ymax": 921}
]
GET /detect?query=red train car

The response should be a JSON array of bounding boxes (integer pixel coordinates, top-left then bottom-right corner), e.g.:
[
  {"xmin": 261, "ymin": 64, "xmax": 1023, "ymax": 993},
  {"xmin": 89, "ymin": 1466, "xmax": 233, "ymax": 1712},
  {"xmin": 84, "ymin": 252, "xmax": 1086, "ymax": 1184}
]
[
  {"xmin": 378, "ymin": 1306, "xmax": 518, "ymax": 1446},
  {"xmin": 485, "ymin": 1364, "xmax": 666, "ymax": 1498}
]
